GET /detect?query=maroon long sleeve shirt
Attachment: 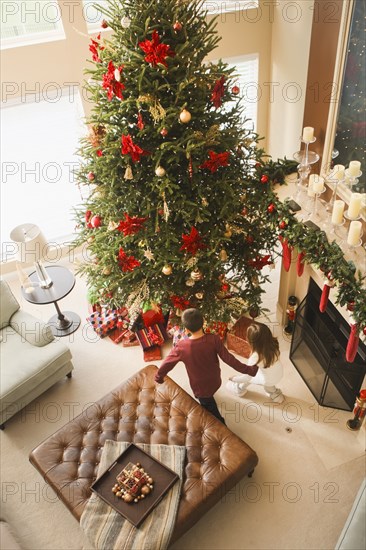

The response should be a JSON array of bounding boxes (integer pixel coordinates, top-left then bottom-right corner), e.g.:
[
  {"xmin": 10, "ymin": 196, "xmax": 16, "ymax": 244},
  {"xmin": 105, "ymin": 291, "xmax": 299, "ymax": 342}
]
[{"xmin": 155, "ymin": 333, "xmax": 258, "ymax": 398}]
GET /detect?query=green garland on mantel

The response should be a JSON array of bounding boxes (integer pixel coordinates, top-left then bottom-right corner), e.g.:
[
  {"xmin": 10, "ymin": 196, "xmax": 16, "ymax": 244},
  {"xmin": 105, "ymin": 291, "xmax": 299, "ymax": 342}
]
[{"xmin": 261, "ymin": 164, "xmax": 366, "ymax": 333}]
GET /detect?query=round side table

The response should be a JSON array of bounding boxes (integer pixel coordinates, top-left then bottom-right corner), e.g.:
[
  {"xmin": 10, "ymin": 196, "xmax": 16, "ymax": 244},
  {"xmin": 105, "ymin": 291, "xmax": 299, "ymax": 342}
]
[{"xmin": 21, "ymin": 265, "xmax": 81, "ymax": 337}]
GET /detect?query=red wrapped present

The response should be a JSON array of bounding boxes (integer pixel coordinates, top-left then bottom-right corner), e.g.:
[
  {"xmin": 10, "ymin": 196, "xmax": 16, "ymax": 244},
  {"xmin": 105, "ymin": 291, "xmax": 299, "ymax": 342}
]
[
  {"xmin": 87, "ymin": 310, "xmax": 119, "ymax": 337},
  {"xmin": 136, "ymin": 323, "xmax": 168, "ymax": 350},
  {"xmin": 143, "ymin": 346, "xmax": 162, "ymax": 362},
  {"xmin": 109, "ymin": 326, "xmax": 129, "ymax": 344},
  {"xmin": 141, "ymin": 302, "xmax": 165, "ymax": 327},
  {"xmin": 226, "ymin": 316, "xmax": 253, "ymax": 358},
  {"xmin": 204, "ymin": 321, "xmax": 228, "ymax": 341}
]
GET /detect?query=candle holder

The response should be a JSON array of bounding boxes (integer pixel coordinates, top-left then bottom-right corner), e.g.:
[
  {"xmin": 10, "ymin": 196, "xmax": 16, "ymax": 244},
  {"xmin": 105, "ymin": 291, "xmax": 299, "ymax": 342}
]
[
  {"xmin": 343, "ymin": 240, "xmax": 364, "ymax": 267},
  {"xmin": 344, "ymin": 168, "xmax": 362, "ymax": 191},
  {"xmin": 325, "ymin": 174, "xmax": 345, "ymax": 213},
  {"xmin": 309, "ymin": 187, "xmax": 326, "ymax": 222},
  {"xmin": 344, "ymin": 209, "xmax": 361, "ymax": 221},
  {"xmin": 323, "ymin": 218, "xmax": 345, "ymax": 242},
  {"xmin": 293, "ymin": 137, "xmax": 320, "ymax": 202}
]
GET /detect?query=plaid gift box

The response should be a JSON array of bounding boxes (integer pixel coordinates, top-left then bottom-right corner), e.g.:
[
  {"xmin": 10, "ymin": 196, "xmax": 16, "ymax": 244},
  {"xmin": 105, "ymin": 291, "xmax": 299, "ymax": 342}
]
[
  {"xmin": 87, "ymin": 310, "xmax": 119, "ymax": 338},
  {"xmin": 226, "ymin": 316, "xmax": 253, "ymax": 358},
  {"xmin": 136, "ymin": 323, "xmax": 168, "ymax": 350},
  {"xmin": 169, "ymin": 325, "xmax": 189, "ymax": 347},
  {"xmin": 204, "ymin": 321, "xmax": 228, "ymax": 341}
]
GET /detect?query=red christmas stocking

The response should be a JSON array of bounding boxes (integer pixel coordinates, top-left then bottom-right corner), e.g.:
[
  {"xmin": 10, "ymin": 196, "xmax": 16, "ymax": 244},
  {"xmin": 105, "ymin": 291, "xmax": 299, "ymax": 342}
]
[
  {"xmin": 319, "ymin": 278, "xmax": 332, "ymax": 313},
  {"xmin": 346, "ymin": 323, "xmax": 359, "ymax": 363},
  {"xmin": 279, "ymin": 236, "xmax": 292, "ymax": 272},
  {"xmin": 297, "ymin": 251, "xmax": 306, "ymax": 277}
]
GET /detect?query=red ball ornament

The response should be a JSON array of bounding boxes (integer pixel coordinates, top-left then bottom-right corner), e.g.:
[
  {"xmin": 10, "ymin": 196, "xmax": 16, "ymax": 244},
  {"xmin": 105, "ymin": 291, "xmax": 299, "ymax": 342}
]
[
  {"xmin": 97, "ymin": 149, "xmax": 103, "ymax": 157},
  {"xmin": 101, "ymin": 19, "xmax": 108, "ymax": 28},
  {"xmin": 160, "ymin": 127, "xmax": 168, "ymax": 137},
  {"xmin": 241, "ymin": 207, "xmax": 248, "ymax": 216},
  {"xmin": 87, "ymin": 172, "xmax": 95, "ymax": 181},
  {"xmin": 267, "ymin": 203, "xmax": 276, "ymax": 213},
  {"xmin": 261, "ymin": 175, "xmax": 269, "ymax": 184},
  {"xmin": 232, "ymin": 85, "xmax": 240, "ymax": 95},
  {"xmin": 85, "ymin": 210, "xmax": 92, "ymax": 222},
  {"xmin": 347, "ymin": 301, "xmax": 355, "ymax": 312},
  {"xmin": 249, "ymin": 307, "xmax": 259, "ymax": 319},
  {"xmin": 173, "ymin": 21, "xmax": 182, "ymax": 32},
  {"xmin": 91, "ymin": 215, "xmax": 102, "ymax": 228},
  {"xmin": 246, "ymin": 235, "xmax": 254, "ymax": 244},
  {"xmin": 255, "ymin": 162, "xmax": 262, "ymax": 169},
  {"xmin": 279, "ymin": 220, "xmax": 287, "ymax": 229},
  {"xmin": 363, "ymin": 327, "xmax": 366, "ymax": 336},
  {"xmin": 221, "ymin": 283, "xmax": 230, "ymax": 292}
]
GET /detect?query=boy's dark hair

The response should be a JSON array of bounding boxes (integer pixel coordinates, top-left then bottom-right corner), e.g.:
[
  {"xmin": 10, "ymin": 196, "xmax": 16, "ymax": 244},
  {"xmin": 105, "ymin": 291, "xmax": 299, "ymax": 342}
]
[{"xmin": 182, "ymin": 308, "xmax": 204, "ymax": 332}]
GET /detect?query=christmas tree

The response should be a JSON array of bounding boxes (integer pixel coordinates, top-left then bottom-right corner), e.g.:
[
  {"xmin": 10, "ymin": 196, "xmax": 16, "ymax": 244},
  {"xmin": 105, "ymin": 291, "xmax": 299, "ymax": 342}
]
[{"xmin": 74, "ymin": 0, "xmax": 294, "ymax": 323}]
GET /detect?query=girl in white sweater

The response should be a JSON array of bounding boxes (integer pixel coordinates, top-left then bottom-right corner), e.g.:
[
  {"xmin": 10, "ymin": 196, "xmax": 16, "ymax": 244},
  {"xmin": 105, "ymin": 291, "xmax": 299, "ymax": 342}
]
[{"xmin": 226, "ymin": 322, "xmax": 284, "ymax": 403}]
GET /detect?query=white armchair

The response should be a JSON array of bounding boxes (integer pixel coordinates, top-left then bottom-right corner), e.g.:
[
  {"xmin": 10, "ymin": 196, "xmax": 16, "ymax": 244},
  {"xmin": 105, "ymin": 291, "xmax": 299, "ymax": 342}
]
[{"xmin": 0, "ymin": 280, "xmax": 73, "ymax": 428}]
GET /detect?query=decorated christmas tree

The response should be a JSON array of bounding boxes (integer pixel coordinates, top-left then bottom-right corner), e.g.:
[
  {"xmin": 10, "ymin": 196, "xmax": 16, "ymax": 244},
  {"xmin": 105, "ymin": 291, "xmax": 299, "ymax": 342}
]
[{"xmin": 74, "ymin": 0, "xmax": 295, "ymax": 323}]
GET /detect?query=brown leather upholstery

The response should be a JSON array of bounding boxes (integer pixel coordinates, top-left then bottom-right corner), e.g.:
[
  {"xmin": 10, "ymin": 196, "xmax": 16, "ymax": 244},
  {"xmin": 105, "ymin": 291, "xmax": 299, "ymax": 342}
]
[{"xmin": 29, "ymin": 365, "xmax": 258, "ymax": 542}]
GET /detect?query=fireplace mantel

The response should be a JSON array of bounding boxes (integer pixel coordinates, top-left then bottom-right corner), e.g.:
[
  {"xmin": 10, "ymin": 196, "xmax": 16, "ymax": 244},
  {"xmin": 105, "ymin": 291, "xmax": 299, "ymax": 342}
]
[{"xmin": 274, "ymin": 177, "xmax": 365, "ymax": 330}]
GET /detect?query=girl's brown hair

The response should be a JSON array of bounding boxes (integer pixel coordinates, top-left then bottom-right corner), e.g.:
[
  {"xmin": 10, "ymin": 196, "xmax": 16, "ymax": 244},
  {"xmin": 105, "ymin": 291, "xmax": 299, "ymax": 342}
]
[{"xmin": 246, "ymin": 322, "xmax": 279, "ymax": 368}]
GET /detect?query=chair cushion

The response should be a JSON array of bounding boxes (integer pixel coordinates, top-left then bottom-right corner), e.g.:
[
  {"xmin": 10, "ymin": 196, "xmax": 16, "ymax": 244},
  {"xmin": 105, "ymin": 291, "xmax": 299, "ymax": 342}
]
[
  {"xmin": 29, "ymin": 365, "xmax": 258, "ymax": 543},
  {"xmin": 0, "ymin": 327, "xmax": 72, "ymax": 413},
  {"xmin": 0, "ymin": 281, "xmax": 20, "ymax": 329}
]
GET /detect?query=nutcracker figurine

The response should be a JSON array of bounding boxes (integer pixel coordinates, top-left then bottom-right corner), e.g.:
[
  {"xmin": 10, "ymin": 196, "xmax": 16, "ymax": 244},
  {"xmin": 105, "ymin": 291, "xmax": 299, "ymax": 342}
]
[
  {"xmin": 284, "ymin": 296, "xmax": 298, "ymax": 335},
  {"xmin": 346, "ymin": 389, "xmax": 366, "ymax": 431}
]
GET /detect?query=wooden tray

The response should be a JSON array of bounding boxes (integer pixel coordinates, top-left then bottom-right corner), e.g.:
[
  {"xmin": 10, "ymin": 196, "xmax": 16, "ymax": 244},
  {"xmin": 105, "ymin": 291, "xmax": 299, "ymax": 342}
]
[{"xmin": 91, "ymin": 443, "xmax": 179, "ymax": 527}]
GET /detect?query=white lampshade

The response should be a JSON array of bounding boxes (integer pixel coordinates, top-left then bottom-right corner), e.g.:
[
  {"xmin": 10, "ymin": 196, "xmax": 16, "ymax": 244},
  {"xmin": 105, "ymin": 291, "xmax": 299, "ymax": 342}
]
[
  {"xmin": 10, "ymin": 223, "xmax": 49, "ymax": 264},
  {"xmin": 10, "ymin": 224, "xmax": 52, "ymax": 288}
]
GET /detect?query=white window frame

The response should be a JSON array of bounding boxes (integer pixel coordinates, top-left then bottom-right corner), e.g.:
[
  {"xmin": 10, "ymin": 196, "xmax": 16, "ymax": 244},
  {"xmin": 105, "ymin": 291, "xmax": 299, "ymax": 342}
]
[
  {"xmin": 220, "ymin": 53, "xmax": 259, "ymax": 133},
  {"xmin": 0, "ymin": 1, "xmax": 65, "ymax": 50}
]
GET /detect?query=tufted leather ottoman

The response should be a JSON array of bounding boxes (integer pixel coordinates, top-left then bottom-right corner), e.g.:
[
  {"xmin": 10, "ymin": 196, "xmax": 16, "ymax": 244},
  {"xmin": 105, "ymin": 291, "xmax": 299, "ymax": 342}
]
[{"xmin": 29, "ymin": 365, "xmax": 258, "ymax": 543}]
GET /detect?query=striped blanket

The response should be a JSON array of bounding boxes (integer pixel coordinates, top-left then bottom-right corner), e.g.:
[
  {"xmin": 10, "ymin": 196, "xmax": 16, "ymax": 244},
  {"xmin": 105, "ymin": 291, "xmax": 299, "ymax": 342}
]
[{"xmin": 81, "ymin": 441, "xmax": 185, "ymax": 550}]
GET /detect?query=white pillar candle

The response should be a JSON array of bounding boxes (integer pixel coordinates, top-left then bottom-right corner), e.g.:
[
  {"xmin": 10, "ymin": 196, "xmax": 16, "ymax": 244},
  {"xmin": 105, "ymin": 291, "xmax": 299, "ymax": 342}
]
[
  {"xmin": 348, "ymin": 161, "xmax": 361, "ymax": 177},
  {"xmin": 307, "ymin": 182, "xmax": 316, "ymax": 197},
  {"xmin": 302, "ymin": 127, "xmax": 314, "ymax": 142},
  {"xmin": 331, "ymin": 164, "xmax": 345, "ymax": 180},
  {"xmin": 331, "ymin": 200, "xmax": 345, "ymax": 224},
  {"xmin": 348, "ymin": 193, "xmax": 362, "ymax": 219},
  {"xmin": 347, "ymin": 220, "xmax": 362, "ymax": 246},
  {"xmin": 311, "ymin": 175, "xmax": 324, "ymax": 193}
]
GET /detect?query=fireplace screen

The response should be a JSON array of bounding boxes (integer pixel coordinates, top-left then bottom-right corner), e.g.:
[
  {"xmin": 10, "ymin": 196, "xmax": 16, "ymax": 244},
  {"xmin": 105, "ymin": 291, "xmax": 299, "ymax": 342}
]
[{"xmin": 290, "ymin": 279, "xmax": 366, "ymax": 411}]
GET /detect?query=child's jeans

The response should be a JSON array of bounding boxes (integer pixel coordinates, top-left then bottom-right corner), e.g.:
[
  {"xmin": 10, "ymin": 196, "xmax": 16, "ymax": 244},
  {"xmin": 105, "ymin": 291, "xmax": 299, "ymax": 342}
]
[{"xmin": 226, "ymin": 371, "xmax": 284, "ymax": 403}]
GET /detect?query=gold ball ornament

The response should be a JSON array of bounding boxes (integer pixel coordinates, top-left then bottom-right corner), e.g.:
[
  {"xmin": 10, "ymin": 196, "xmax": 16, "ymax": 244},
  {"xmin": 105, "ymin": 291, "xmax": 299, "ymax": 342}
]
[
  {"xmin": 123, "ymin": 493, "xmax": 134, "ymax": 503},
  {"xmin": 155, "ymin": 166, "xmax": 166, "ymax": 177},
  {"xmin": 185, "ymin": 278, "xmax": 195, "ymax": 287},
  {"xmin": 190, "ymin": 269, "xmax": 203, "ymax": 281},
  {"xmin": 195, "ymin": 292, "xmax": 204, "ymax": 300},
  {"xmin": 162, "ymin": 264, "xmax": 172, "ymax": 275},
  {"xmin": 179, "ymin": 109, "xmax": 192, "ymax": 123},
  {"xmin": 219, "ymin": 249, "xmax": 228, "ymax": 261},
  {"xmin": 224, "ymin": 225, "xmax": 232, "ymax": 238},
  {"xmin": 102, "ymin": 267, "xmax": 111, "ymax": 275}
]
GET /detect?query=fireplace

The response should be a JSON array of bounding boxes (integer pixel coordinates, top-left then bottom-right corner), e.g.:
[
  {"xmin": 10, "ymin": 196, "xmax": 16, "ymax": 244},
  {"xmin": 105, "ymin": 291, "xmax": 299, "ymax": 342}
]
[{"xmin": 290, "ymin": 278, "xmax": 366, "ymax": 411}]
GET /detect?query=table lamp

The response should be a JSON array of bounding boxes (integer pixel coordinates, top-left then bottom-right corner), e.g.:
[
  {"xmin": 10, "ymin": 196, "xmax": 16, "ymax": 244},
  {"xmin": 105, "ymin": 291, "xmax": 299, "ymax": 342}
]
[{"xmin": 10, "ymin": 223, "xmax": 53, "ymax": 289}]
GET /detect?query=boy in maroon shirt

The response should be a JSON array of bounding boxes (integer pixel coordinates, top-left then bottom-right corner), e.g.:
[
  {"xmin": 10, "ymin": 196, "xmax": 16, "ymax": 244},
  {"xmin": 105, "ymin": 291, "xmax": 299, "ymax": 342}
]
[{"xmin": 155, "ymin": 308, "xmax": 258, "ymax": 424}]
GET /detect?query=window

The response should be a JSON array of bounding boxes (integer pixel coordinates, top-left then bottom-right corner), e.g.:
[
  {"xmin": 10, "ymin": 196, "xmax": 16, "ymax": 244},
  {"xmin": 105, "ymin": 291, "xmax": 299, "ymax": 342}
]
[
  {"xmin": 83, "ymin": 0, "xmax": 109, "ymax": 33},
  {"xmin": 0, "ymin": 88, "xmax": 86, "ymax": 261},
  {"xmin": 224, "ymin": 54, "xmax": 259, "ymax": 132},
  {"xmin": 0, "ymin": 1, "xmax": 65, "ymax": 49}
]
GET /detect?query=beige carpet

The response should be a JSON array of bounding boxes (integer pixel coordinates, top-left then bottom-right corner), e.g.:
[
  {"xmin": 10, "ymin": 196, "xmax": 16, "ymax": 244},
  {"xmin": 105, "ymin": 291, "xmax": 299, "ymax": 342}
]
[{"xmin": 1, "ymin": 261, "xmax": 365, "ymax": 550}]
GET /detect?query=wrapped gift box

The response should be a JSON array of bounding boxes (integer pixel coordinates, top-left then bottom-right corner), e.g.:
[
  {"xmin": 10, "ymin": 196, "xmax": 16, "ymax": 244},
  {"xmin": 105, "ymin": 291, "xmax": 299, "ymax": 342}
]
[
  {"xmin": 143, "ymin": 346, "xmax": 162, "ymax": 362},
  {"xmin": 87, "ymin": 310, "xmax": 119, "ymax": 338},
  {"xmin": 226, "ymin": 316, "xmax": 253, "ymax": 358},
  {"xmin": 136, "ymin": 323, "xmax": 168, "ymax": 350},
  {"xmin": 204, "ymin": 321, "xmax": 228, "ymax": 341}
]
